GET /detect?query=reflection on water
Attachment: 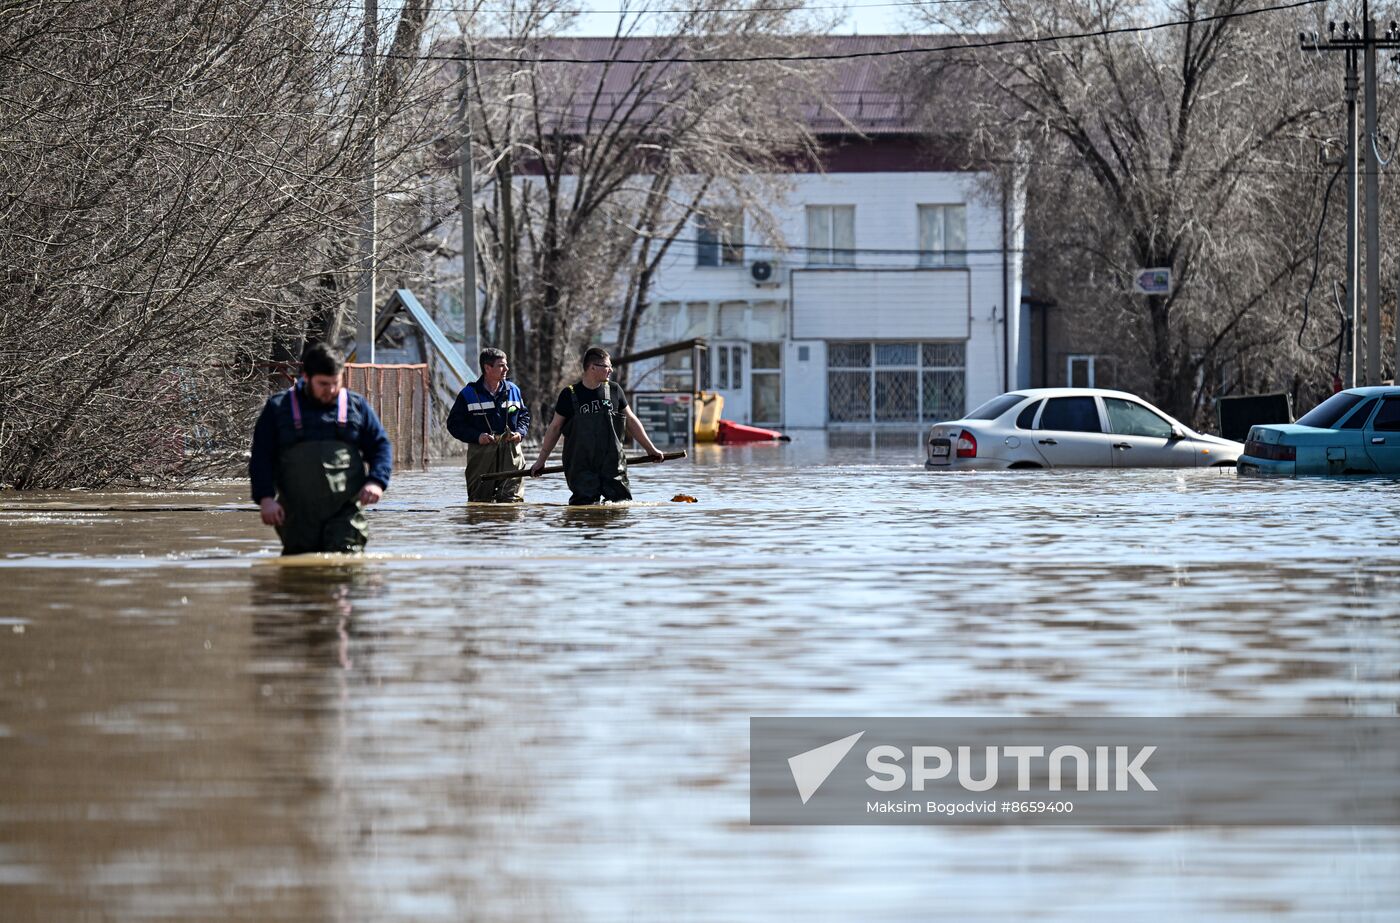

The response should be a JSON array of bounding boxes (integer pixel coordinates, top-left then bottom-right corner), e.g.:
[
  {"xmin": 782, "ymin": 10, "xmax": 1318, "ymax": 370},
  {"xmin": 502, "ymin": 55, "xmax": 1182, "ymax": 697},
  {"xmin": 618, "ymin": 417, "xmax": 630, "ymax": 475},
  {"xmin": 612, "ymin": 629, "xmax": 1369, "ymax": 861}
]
[{"xmin": 2, "ymin": 433, "xmax": 1399, "ymax": 921}]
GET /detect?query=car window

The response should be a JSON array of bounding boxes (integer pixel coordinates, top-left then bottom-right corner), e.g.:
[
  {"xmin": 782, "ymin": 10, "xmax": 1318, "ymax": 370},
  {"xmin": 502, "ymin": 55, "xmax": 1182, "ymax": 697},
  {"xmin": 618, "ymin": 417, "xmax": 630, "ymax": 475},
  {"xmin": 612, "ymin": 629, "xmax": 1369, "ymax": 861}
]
[
  {"xmin": 1038, "ymin": 396, "xmax": 1102, "ymax": 433},
  {"xmin": 1104, "ymin": 398, "xmax": 1174, "ymax": 438},
  {"xmin": 1015, "ymin": 399, "xmax": 1043, "ymax": 429},
  {"xmin": 1338, "ymin": 398, "xmax": 1377, "ymax": 430},
  {"xmin": 1371, "ymin": 398, "xmax": 1400, "ymax": 432},
  {"xmin": 1296, "ymin": 392, "xmax": 1364, "ymax": 428},
  {"xmin": 966, "ymin": 393, "xmax": 1028, "ymax": 420}
]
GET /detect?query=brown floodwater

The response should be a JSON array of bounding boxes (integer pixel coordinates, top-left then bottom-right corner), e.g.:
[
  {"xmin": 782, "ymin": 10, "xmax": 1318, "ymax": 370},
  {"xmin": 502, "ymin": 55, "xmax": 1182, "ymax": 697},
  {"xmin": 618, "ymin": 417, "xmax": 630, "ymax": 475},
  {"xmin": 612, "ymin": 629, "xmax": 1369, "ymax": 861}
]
[{"xmin": 2, "ymin": 435, "xmax": 1399, "ymax": 921}]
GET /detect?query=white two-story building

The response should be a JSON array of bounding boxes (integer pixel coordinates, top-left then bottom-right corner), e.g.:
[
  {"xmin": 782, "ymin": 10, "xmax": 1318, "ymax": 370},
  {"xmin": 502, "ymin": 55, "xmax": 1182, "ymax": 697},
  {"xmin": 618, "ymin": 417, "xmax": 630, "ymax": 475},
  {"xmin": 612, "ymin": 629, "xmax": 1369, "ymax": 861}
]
[{"xmin": 630, "ymin": 38, "xmax": 1026, "ymax": 431}]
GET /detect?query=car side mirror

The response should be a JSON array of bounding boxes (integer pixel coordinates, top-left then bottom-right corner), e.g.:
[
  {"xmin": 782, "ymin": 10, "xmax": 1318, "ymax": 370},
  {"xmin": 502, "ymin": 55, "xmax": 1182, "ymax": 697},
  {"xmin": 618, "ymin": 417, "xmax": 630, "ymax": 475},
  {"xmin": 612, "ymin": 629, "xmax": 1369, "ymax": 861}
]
[{"xmin": 1170, "ymin": 426, "xmax": 1185, "ymax": 440}]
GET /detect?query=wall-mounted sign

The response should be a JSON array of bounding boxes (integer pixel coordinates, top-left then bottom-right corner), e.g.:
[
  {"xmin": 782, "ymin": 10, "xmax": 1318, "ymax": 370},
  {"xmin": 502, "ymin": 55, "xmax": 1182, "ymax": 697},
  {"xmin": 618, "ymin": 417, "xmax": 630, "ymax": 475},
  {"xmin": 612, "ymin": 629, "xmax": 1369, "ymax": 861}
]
[
  {"xmin": 632, "ymin": 392, "xmax": 693, "ymax": 448},
  {"xmin": 1132, "ymin": 268, "xmax": 1172, "ymax": 295}
]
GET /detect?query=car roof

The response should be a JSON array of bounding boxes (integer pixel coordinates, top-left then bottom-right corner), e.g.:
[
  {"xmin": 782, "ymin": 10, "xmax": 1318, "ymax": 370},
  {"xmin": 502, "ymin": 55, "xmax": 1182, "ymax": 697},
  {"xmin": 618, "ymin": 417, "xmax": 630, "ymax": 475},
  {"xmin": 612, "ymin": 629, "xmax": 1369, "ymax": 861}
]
[
  {"xmin": 1001, "ymin": 388, "xmax": 1153, "ymax": 401},
  {"xmin": 1341, "ymin": 386, "xmax": 1400, "ymax": 396}
]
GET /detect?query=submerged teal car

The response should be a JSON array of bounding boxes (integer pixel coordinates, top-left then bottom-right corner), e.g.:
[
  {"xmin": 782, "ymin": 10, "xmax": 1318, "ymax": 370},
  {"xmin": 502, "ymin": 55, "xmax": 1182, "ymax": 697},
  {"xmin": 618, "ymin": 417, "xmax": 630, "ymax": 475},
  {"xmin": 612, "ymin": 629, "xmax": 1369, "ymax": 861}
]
[{"xmin": 1239, "ymin": 387, "xmax": 1400, "ymax": 476}]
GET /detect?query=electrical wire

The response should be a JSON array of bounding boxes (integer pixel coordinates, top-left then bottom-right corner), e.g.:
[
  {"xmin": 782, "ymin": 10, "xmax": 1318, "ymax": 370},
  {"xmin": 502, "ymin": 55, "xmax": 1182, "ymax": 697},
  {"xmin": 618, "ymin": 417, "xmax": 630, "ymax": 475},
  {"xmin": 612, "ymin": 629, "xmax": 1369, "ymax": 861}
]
[
  {"xmin": 1372, "ymin": 55, "xmax": 1400, "ymax": 170},
  {"xmin": 1330, "ymin": 278, "xmax": 1349, "ymax": 380},
  {"xmin": 364, "ymin": 0, "xmax": 983, "ymax": 14},
  {"xmin": 452, "ymin": 93, "xmax": 1336, "ymax": 177},
  {"xmin": 331, "ymin": 0, "xmax": 1328, "ymax": 65},
  {"xmin": 1371, "ymin": 128, "xmax": 1394, "ymax": 167},
  {"xmin": 1296, "ymin": 155, "xmax": 1345, "ymax": 352}
]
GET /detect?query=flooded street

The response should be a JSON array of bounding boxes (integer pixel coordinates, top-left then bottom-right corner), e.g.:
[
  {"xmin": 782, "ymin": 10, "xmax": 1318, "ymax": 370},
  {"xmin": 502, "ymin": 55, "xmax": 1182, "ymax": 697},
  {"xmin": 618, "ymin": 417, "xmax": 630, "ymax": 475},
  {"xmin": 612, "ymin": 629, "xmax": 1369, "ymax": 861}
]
[{"xmin": 3, "ymin": 436, "xmax": 1400, "ymax": 921}]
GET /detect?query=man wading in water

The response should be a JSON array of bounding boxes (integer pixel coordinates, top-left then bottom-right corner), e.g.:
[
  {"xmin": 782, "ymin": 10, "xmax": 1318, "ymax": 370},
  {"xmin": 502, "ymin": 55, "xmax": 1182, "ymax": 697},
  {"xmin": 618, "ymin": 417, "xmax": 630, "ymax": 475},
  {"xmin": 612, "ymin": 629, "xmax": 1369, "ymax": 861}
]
[
  {"xmin": 529, "ymin": 347, "xmax": 665, "ymax": 504},
  {"xmin": 249, "ymin": 342, "xmax": 393, "ymax": 554},
  {"xmin": 446, "ymin": 347, "xmax": 530, "ymax": 502}
]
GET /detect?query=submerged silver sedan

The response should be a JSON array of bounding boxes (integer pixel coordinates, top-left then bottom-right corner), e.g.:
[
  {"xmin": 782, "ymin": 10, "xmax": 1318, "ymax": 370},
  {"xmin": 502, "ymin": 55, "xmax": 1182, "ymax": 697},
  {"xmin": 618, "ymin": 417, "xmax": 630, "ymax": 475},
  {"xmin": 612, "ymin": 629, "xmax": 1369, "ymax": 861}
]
[{"xmin": 925, "ymin": 388, "xmax": 1242, "ymax": 470}]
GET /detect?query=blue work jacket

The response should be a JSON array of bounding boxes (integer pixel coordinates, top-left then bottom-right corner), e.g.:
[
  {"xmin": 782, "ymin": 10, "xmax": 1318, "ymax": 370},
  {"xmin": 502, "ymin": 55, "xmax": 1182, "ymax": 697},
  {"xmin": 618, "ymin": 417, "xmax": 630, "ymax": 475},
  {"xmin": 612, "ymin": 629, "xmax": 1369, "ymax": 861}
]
[
  {"xmin": 249, "ymin": 382, "xmax": 393, "ymax": 501},
  {"xmin": 447, "ymin": 378, "xmax": 530, "ymax": 444}
]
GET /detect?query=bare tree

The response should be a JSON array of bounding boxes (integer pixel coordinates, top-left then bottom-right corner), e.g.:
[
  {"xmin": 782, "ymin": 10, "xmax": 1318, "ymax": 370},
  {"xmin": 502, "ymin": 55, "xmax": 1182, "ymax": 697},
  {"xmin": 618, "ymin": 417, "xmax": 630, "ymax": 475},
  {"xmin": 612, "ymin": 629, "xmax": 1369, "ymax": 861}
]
[
  {"xmin": 912, "ymin": 0, "xmax": 1337, "ymax": 422},
  {"xmin": 0, "ymin": 0, "xmax": 440, "ymax": 489},
  {"xmin": 453, "ymin": 0, "xmax": 825, "ymax": 415}
]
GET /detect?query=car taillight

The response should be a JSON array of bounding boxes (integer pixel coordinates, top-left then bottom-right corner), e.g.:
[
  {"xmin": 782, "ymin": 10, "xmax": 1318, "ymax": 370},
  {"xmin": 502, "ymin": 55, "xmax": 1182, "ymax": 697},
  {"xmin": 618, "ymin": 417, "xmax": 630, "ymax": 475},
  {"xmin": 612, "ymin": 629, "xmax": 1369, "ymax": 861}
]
[
  {"xmin": 956, "ymin": 429, "xmax": 977, "ymax": 458},
  {"xmin": 1244, "ymin": 439, "xmax": 1295, "ymax": 462}
]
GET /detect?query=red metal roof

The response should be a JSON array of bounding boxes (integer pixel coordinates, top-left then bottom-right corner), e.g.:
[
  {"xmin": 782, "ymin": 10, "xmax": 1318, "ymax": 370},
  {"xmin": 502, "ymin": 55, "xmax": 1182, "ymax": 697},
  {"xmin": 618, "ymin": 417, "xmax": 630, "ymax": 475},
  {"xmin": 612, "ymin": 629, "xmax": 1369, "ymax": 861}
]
[{"xmin": 467, "ymin": 34, "xmax": 966, "ymax": 136}]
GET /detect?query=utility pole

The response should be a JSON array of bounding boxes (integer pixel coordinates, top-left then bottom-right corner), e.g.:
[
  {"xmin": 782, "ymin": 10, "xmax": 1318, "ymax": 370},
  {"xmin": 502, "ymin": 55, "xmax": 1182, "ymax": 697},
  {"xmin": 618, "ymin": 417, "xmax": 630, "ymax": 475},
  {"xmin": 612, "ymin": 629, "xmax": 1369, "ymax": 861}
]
[
  {"xmin": 1346, "ymin": 48, "xmax": 1359, "ymax": 388},
  {"xmin": 1302, "ymin": 10, "xmax": 1400, "ymax": 385},
  {"xmin": 497, "ymin": 148, "xmax": 516, "ymax": 362},
  {"xmin": 458, "ymin": 58, "xmax": 478, "ymax": 368},
  {"xmin": 1363, "ymin": 15, "xmax": 1381, "ymax": 384},
  {"xmin": 356, "ymin": 0, "xmax": 379, "ymax": 363}
]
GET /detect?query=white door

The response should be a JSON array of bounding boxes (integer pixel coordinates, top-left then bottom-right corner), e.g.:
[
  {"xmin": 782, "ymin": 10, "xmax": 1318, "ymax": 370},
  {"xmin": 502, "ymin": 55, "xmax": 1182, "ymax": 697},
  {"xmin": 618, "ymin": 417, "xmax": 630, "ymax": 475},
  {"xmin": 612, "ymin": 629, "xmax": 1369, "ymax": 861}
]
[
  {"xmin": 713, "ymin": 342, "xmax": 748, "ymax": 423},
  {"xmin": 749, "ymin": 342, "xmax": 783, "ymax": 426}
]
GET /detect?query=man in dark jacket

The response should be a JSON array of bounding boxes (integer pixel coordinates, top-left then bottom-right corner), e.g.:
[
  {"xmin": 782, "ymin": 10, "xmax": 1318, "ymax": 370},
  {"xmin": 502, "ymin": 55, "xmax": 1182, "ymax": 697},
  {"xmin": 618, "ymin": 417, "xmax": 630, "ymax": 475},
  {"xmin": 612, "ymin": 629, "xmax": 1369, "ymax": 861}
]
[
  {"xmin": 447, "ymin": 348, "xmax": 531, "ymax": 502},
  {"xmin": 529, "ymin": 346, "xmax": 664, "ymax": 505},
  {"xmin": 249, "ymin": 342, "xmax": 393, "ymax": 554}
]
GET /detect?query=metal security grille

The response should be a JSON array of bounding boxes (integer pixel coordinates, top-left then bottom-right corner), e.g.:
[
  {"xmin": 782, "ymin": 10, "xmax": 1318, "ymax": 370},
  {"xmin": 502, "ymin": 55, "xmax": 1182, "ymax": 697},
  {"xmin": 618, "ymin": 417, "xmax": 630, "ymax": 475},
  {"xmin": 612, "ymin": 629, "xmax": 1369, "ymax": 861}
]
[
  {"xmin": 827, "ymin": 371, "xmax": 871, "ymax": 422},
  {"xmin": 921, "ymin": 370, "xmax": 966, "ymax": 421},
  {"xmin": 826, "ymin": 341, "xmax": 966, "ymax": 424},
  {"xmin": 875, "ymin": 371, "xmax": 918, "ymax": 421}
]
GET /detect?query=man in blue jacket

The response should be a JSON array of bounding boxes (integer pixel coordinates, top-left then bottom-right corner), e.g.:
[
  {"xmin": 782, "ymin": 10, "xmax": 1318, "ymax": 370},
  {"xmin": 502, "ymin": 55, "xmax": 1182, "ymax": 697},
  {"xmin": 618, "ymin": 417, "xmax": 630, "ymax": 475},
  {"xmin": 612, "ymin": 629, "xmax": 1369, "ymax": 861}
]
[
  {"xmin": 447, "ymin": 347, "xmax": 531, "ymax": 502},
  {"xmin": 249, "ymin": 342, "xmax": 393, "ymax": 554}
]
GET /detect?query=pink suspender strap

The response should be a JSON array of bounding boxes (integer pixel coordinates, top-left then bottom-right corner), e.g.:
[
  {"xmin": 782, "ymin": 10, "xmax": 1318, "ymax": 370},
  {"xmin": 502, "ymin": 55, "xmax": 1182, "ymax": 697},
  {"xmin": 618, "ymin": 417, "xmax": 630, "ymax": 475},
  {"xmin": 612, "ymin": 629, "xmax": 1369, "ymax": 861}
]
[
  {"xmin": 288, "ymin": 385, "xmax": 349, "ymax": 436},
  {"xmin": 288, "ymin": 386, "xmax": 302, "ymax": 431}
]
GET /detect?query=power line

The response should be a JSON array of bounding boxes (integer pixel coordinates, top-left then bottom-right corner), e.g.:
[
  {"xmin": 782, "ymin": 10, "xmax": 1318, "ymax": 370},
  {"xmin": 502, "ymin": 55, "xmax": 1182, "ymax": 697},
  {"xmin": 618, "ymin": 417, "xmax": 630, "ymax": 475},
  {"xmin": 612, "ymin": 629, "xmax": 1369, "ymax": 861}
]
[
  {"xmin": 643, "ymin": 235, "xmax": 1025, "ymax": 255},
  {"xmin": 405, "ymin": 0, "xmax": 979, "ymax": 14},
  {"xmin": 448, "ymin": 87, "xmax": 1336, "ymax": 177},
  {"xmin": 332, "ymin": 0, "xmax": 1327, "ymax": 64}
]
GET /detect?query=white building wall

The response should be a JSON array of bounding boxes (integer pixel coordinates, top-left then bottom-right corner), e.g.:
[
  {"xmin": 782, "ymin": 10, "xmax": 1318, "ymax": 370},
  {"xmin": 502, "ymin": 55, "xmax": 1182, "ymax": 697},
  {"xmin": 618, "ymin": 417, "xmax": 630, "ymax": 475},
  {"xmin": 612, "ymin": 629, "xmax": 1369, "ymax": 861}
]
[
  {"xmin": 635, "ymin": 170, "xmax": 1024, "ymax": 428},
  {"xmin": 791, "ymin": 271, "xmax": 970, "ymax": 339}
]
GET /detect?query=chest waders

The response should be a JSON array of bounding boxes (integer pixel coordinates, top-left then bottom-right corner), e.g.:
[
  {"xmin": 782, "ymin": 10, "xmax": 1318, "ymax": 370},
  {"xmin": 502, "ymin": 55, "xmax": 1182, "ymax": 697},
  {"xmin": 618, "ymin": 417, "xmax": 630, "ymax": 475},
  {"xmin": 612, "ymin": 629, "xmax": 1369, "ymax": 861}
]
[
  {"xmin": 561, "ymin": 382, "xmax": 631, "ymax": 505},
  {"xmin": 464, "ymin": 386, "xmax": 525, "ymax": 503},
  {"xmin": 276, "ymin": 388, "xmax": 369, "ymax": 554}
]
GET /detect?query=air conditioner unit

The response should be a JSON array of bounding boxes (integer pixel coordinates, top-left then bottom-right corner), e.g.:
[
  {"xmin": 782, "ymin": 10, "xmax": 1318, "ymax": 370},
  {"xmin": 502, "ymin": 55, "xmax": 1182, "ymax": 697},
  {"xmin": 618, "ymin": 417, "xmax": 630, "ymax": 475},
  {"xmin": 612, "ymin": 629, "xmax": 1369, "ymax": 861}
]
[{"xmin": 750, "ymin": 260, "xmax": 779, "ymax": 286}]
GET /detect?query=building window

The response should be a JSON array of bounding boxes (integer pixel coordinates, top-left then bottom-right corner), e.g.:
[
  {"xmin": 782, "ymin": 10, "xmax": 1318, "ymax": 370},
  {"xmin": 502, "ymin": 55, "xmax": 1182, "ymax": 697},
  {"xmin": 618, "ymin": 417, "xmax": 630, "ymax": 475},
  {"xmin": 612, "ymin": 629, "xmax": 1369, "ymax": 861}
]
[
  {"xmin": 806, "ymin": 205, "xmax": 855, "ymax": 266},
  {"xmin": 918, "ymin": 204, "xmax": 967, "ymax": 267},
  {"xmin": 696, "ymin": 207, "xmax": 744, "ymax": 267},
  {"xmin": 1067, "ymin": 354, "xmax": 1096, "ymax": 388},
  {"xmin": 922, "ymin": 342, "xmax": 967, "ymax": 421},
  {"xmin": 826, "ymin": 341, "xmax": 966, "ymax": 424},
  {"xmin": 664, "ymin": 350, "xmax": 705, "ymax": 391},
  {"xmin": 714, "ymin": 344, "xmax": 744, "ymax": 390}
]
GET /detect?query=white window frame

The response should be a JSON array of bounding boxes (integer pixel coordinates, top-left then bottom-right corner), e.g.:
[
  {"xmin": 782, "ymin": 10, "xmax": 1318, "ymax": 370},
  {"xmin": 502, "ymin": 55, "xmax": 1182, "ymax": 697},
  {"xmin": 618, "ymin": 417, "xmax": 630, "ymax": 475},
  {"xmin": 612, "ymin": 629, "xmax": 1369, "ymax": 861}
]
[
  {"xmin": 696, "ymin": 207, "xmax": 745, "ymax": 267},
  {"xmin": 714, "ymin": 343, "xmax": 745, "ymax": 391},
  {"xmin": 917, "ymin": 204, "xmax": 968, "ymax": 267},
  {"xmin": 1067, "ymin": 354, "xmax": 1096, "ymax": 388},
  {"xmin": 806, "ymin": 205, "xmax": 856, "ymax": 267}
]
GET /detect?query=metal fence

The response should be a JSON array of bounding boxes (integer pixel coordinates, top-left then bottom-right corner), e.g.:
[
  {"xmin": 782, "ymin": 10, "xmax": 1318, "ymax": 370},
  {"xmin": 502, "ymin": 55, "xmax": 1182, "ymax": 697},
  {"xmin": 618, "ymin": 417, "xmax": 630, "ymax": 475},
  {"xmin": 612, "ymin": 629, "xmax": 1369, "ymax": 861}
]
[{"xmin": 345, "ymin": 363, "xmax": 430, "ymax": 470}]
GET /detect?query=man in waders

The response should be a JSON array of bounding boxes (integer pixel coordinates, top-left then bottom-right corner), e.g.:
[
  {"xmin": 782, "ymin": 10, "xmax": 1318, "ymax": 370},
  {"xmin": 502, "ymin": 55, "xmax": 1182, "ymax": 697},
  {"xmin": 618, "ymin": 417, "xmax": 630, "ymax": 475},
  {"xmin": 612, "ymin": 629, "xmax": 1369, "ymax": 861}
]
[
  {"xmin": 446, "ymin": 347, "xmax": 530, "ymax": 502},
  {"xmin": 249, "ymin": 342, "xmax": 393, "ymax": 554},
  {"xmin": 529, "ymin": 347, "xmax": 665, "ymax": 504}
]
